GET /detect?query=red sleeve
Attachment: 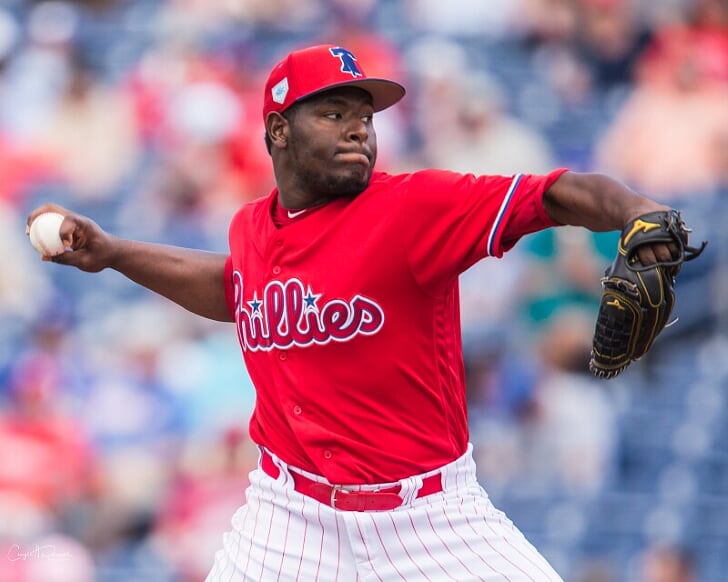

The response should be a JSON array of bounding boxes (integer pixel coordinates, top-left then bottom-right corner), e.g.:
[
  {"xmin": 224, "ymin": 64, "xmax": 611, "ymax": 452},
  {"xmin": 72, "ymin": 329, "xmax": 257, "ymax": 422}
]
[
  {"xmin": 223, "ymin": 255, "xmax": 235, "ymax": 320},
  {"xmin": 403, "ymin": 168, "xmax": 568, "ymax": 292},
  {"xmin": 492, "ymin": 167, "xmax": 567, "ymax": 256}
]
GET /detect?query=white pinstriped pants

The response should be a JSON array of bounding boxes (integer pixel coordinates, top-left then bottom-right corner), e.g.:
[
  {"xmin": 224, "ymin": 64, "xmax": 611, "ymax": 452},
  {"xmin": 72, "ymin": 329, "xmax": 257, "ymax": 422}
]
[{"xmin": 205, "ymin": 444, "xmax": 564, "ymax": 581}]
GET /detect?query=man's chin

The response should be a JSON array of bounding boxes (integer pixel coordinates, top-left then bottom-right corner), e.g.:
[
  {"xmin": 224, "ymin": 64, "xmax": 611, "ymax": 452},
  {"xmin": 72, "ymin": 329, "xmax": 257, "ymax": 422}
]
[{"xmin": 328, "ymin": 173, "xmax": 371, "ymax": 198}]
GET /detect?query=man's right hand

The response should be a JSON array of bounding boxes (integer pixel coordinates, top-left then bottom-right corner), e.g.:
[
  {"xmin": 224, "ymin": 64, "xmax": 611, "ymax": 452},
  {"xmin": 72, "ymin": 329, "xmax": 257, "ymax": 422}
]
[{"xmin": 26, "ymin": 203, "xmax": 119, "ymax": 272}]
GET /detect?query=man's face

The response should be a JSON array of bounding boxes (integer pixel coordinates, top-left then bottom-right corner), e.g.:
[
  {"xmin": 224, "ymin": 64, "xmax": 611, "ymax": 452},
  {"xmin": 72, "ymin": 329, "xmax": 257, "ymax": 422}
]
[{"xmin": 284, "ymin": 86, "xmax": 378, "ymax": 199}]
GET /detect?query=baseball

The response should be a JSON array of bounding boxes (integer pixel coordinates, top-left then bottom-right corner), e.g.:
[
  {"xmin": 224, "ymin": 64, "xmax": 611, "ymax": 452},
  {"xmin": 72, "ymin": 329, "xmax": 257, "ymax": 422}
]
[{"xmin": 29, "ymin": 212, "xmax": 67, "ymax": 256}]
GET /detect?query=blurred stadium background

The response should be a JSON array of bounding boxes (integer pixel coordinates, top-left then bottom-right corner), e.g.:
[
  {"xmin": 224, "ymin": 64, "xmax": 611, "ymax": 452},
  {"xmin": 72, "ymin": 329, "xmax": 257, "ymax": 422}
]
[{"xmin": 0, "ymin": 0, "xmax": 726, "ymax": 580}]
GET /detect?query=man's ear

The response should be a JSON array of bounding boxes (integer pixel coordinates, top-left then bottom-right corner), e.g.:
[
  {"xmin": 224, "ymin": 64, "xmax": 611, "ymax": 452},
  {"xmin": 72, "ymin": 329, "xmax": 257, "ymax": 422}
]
[{"xmin": 266, "ymin": 112, "xmax": 288, "ymax": 149}]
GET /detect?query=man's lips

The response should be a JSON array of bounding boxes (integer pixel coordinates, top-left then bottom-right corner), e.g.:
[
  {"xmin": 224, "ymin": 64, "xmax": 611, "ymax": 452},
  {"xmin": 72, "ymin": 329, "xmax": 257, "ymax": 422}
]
[{"xmin": 335, "ymin": 151, "xmax": 371, "ymax": 166}]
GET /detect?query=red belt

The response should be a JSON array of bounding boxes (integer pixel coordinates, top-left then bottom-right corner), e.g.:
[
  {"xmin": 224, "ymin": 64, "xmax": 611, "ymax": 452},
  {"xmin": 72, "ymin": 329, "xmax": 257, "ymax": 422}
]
[{"xmin": 260, "ymin": 449, "xmax": 443, "ymax": 511}]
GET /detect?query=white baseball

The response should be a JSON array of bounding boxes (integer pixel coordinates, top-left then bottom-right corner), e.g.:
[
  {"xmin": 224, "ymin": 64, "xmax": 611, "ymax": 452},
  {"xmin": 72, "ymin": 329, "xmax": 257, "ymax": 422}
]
[{"xmin": 29, "ymin": 212, "xmax": 67, "ymax": 256}]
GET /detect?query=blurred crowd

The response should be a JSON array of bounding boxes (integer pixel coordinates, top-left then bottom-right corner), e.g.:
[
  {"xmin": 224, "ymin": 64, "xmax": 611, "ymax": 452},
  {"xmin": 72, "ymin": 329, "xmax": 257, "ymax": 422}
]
[{"xmin": 0, "ymin": 0, "xmax": 726, "ymax": 580}]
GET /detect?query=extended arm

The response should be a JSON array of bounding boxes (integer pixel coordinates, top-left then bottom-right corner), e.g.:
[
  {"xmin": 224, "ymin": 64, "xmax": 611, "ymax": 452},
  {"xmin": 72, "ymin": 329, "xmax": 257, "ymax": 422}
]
[
  {"xmin": 543, "ymin": 171, "xmax": 675, "ymax": 264},
  {"xmin": 27, "ymin": 204, "xmax": 233, "ymax": 322}
]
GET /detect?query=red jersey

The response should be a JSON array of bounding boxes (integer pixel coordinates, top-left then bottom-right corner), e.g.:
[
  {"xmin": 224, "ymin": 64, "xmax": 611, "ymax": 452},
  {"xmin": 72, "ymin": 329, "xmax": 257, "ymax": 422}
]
[{"xmin": 224, "ymin": 168, "xmax": 566, "ymax": 484}]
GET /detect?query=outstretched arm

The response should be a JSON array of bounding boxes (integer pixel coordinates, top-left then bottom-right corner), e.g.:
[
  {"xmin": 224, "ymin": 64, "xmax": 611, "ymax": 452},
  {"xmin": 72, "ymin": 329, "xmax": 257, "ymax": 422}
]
[
  {"xmin": 543, "ymin": 171, "xmax": 675, "ymax": 265},
  {"xmin": 27, "ymin": 204, "xmax": 233, "ymax": 322}
]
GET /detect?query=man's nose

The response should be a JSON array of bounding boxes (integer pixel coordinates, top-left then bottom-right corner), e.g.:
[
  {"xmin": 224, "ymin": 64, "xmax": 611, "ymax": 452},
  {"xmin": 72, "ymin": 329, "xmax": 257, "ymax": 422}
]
[{"xmin": 347, "ymin": 118, "xmax": 369, "ymax": 142}]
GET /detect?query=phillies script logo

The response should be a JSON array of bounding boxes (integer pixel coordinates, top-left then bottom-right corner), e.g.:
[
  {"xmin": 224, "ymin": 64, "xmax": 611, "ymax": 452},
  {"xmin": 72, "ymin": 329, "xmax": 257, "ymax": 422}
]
[{"xmin": 233, "ymin": 272, "xmax": 384, "ymax": 351}]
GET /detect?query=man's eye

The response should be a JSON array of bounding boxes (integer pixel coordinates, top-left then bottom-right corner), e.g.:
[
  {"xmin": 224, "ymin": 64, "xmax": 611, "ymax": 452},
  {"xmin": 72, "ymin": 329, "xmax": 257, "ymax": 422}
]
[
  {"xmin": 325, "ymin": 112, "xmax": 342, "ymax": 120},
  {"xmin": 362, "ymin": 115, "xmax": 373, "ymax": 123}
]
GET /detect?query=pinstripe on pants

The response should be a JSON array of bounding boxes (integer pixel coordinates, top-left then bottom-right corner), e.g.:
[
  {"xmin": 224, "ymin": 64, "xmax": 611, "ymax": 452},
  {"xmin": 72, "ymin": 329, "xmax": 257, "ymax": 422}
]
[{"xmin": 205, "ymin": 444, "xmax": 564, "ymax": 582}]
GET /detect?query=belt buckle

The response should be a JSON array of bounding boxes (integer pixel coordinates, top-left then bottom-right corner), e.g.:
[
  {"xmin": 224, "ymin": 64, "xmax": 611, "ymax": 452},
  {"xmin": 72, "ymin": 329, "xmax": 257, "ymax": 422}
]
[
  {"xmin": 330, "ymin": 484, "xmax": 343, "ymax": 509},
  {"xmin": 330, "ymin": 485, "xmax": 403, "ymax": 511},
  {"xmin": 330, "ymin": 484, "xmax": 380, "ymax": 509}
]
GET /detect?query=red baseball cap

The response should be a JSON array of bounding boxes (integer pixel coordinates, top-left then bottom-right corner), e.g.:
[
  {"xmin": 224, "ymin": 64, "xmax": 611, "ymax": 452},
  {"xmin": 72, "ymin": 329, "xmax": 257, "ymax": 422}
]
[{"xmin": 263, "ymin": 44, "xmax": 406, "ymax": 120}]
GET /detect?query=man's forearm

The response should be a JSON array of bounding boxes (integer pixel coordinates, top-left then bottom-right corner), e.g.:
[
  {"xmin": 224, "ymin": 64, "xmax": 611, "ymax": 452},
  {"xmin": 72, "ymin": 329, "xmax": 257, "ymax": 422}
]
[
  {"xmin": 543, "ymin": 171, "xmax": 670, "ymax": 231},
  {"xmin": 108, "ymin": 240, "xmax": 232, "ymax": 322}
]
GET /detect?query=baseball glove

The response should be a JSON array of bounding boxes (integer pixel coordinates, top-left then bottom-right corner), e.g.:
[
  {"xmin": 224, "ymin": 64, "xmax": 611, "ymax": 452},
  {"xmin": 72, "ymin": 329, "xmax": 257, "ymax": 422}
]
[{"xmin": 589, "ymin": 209, "xmax": 706, "ymax": 379}]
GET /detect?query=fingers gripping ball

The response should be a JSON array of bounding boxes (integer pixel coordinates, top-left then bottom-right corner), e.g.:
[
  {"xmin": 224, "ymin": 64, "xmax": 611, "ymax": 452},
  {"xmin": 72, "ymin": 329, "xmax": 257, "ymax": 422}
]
[
  {"xmin": 589, "ymin": 209, "xmax": 707, "ymax": 379},
  {"xmin": 29, "ymin": 212, "xmax": 67, "ymax": 256}
]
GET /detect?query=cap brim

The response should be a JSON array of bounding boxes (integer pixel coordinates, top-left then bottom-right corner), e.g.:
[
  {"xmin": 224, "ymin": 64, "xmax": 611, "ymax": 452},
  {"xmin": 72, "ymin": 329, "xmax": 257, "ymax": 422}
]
[{"xmin": 295, "ymin": 78, "xmax": 406, "ymax": 112}]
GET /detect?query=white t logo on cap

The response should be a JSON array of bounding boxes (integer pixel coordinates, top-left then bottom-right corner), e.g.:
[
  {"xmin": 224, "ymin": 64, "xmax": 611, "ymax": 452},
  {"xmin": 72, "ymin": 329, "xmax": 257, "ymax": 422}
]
[{"xmin": 272, "ymin": 78, "xmax": 289, "ymax": 104}]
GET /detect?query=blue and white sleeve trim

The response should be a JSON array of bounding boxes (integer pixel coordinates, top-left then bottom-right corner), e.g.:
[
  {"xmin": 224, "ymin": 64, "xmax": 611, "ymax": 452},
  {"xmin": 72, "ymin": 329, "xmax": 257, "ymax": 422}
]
[{"xmin": 486, "ymin": 173, "xmax": 523, "ymax": 257}]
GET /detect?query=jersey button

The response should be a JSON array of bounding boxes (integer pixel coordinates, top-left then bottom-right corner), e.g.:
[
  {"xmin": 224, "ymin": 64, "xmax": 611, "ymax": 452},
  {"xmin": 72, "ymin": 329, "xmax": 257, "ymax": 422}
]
[
  {"xmin": 275, "ymin": 240, "xmax": 283, "ymax": 247},
  {"xmin": 279, "ymin": 352, "xmax": 287, "ymax": 361},
  {"xmin": 272, "ymin": 266, "xmax": 281, "ymax": 275},
  {"xmin": 323, "ymin": 450, "xmax": 333, "ymax": 460},
  {"xmin": 293, "ymin": 405, "xmax": 302, "ymax": 415}
]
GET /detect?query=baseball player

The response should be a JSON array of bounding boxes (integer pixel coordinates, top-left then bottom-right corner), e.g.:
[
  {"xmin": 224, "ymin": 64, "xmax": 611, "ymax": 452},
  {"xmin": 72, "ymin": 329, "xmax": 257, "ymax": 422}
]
[{"xmin": 28, "ymin": 44, "xmax": 681, "ymax": 581}]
